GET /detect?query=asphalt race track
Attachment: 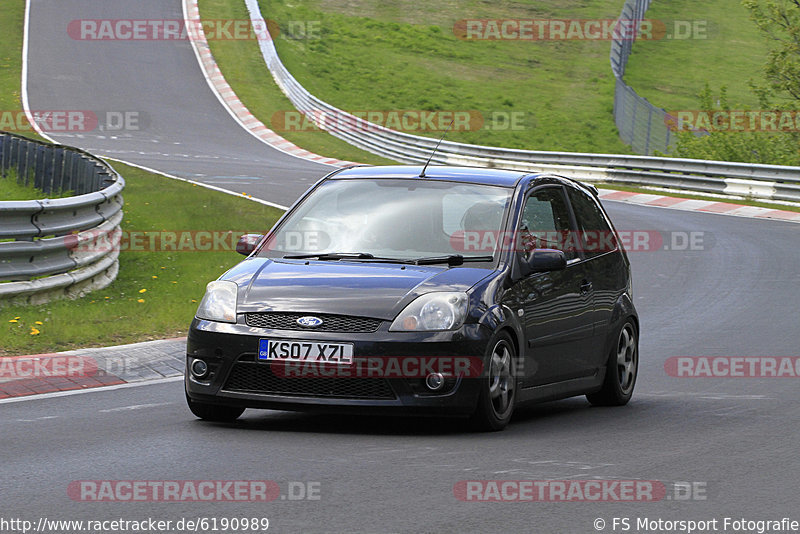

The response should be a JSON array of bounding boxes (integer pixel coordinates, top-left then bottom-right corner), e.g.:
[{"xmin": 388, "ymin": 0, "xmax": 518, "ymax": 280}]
[
  {"xmin": 25, "ymin": 0, "xmax": 332, "ymax": 205},
  {"xmin": 15, "ymin": 0, "xmax": 800, "ymax": 532}
]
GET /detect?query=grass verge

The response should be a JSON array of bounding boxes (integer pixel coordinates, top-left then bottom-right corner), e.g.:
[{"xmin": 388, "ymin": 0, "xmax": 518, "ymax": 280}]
[
  {"xmin": 623, "ymin": 0, "xmax": 767, "ymax": 110},
  {"xmin": 0, "ymin": 0, "xmax": 44, "ymax": 142},
  {"xmin": 199, "ymin": 0, "xmax": 394, "ymax": 164},
  {"xmin": 201, "ymin": 0, "xmax": 632, "ymax": 155},
  {"xmin": 1, "ymin": 162, "xmax": 283, "ymax": 355},
  {"xmin": 0, "ymin": 169, "xmax": 72, "ymax": 200}
]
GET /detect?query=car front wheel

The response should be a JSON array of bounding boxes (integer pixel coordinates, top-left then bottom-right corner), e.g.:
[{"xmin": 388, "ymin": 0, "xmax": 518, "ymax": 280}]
[{"xmin": 470, "ymin": 332, "xmax": 517, "ymax": 431}]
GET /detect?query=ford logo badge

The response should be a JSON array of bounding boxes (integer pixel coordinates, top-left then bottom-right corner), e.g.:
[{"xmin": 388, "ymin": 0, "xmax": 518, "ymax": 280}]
[{"xmin": 296, "ymin": 316, "xmax": 323, "ymax": 328}]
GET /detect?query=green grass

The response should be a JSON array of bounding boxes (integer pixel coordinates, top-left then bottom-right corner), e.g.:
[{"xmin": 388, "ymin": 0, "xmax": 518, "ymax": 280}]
[
  {"xmin": 0, "ymin": 169, "xmax": 73, "ymax": 200},
  {"xmin": 199, "ymin": 0, "xmax": 394, "ymax": 164},
  {"xmin": 201, "ymin": 0, "xmax": 632, "ymax": 155},
  {"xmin": 1, "ymin": 162, "xmax": 283, "ymax": 355},
  {"xmin": 0, "ymin": 0, "xmax": 44, "ymax": 142},
  {"xmin": 624, "ymin": 0, "xmax": 768, "ymax": 110}
]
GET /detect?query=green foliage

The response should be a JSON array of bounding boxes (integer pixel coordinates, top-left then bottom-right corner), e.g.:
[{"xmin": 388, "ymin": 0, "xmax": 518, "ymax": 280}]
[
  {"xmin": 743, "ymin": 0, "xmax": 800, "ymax": 103},
  {"xmin": 670, "ymin": 84, "xmax": 800, "ymax": 164}
]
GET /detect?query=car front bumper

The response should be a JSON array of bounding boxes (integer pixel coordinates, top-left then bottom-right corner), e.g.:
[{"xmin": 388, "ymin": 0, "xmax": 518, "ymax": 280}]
[{"xmin": 184, "ymin": 317, "xmax": 494, "ymax": 416}]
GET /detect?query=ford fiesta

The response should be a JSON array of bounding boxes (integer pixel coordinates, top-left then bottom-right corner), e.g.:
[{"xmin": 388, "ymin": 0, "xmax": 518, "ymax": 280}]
[{"xmin": 185, "ymin": 165, "xmax": 638, "ymax": 430}]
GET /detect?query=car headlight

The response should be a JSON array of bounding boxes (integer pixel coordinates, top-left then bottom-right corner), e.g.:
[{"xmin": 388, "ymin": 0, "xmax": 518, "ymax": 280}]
[
  {"xmin": 389, "ymin": 292, "xmax": 469, "ymax": 332},
  {"xmin": 195, "ymin": 281, "xmax": 238, "ymax": 323}
]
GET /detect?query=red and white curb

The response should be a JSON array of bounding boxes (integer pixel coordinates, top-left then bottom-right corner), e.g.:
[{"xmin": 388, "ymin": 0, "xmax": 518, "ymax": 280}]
[
  {"xmin": 0, "ymin": 337, "xmax": 186, "ymax": 401},
  {"xmin": 0, "ymin": 354, "xmax": 124, "ymax": 399},
  {"xmin": 182, "ymin": 0, "xmax": 353, "ymax": 167},
  {"xmin": 597, "ymin": 190, "xmax": 800, "ymax": 223}
]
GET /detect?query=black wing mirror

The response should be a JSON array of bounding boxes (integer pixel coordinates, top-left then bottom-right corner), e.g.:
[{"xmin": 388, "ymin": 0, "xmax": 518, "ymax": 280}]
[{"xmin": 523, "ymin": 248, "xmax": 566, "ymax": 275}]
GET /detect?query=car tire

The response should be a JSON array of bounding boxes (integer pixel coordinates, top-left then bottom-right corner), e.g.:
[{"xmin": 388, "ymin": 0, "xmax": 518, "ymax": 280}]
[
  {"xmin": 470, "ymin": 331, "xmax": 517, "ymax": 431},
  {"xmin": 587, "ymin": 319, "xmax": 638, "ymax": 406},
  {"xmin": 186, "ymin": 392, "xmax": 245, "ymax": 422}
]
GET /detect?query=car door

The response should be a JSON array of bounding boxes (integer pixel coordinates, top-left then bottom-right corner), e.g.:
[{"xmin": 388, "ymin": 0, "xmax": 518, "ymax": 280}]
[
  {"xmin": 566, "ymin": 185, "xmax": 629, "ymax": 372},
  {"xmin": 511, "ymin": 186, "xmax": 595, "ymax": 387}
]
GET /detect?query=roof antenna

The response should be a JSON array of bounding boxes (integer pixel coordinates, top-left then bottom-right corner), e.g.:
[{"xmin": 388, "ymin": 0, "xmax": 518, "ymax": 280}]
[{"xmin": 419, "ymin": 117, "xmax": 455, "ymax": 178}]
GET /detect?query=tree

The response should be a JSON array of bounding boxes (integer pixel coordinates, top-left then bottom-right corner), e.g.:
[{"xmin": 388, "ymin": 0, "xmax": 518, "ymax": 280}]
[
  {"xmin": 667, "ymin": 2, "xmax": 800, "ymax": 164},
  {"xmin": 742, "ymin": 0, "xmax": 800, "ymax": 104}
]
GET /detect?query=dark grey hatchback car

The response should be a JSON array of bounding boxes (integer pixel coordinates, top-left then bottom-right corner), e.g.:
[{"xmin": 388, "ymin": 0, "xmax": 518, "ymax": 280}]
[{"xmin": 185, "ymin": 165, "xmax": 638, "ymax": 430}]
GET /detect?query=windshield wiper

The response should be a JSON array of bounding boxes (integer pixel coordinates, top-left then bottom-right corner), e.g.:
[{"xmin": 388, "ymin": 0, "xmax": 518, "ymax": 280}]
[
  {"xmin": 283, "ymin": 252, "xmax": 494, "ymax": 266},
  {"xmin": 283, "ymin": 252, "xmax": 414, "ymax": 263},
  {"xmin": 283, "ymin": 252, "xmax": 376, "ymax": 260},
  {"xmin": 412, "ymin": 254, "xmax": 494, "ymax": 266}
]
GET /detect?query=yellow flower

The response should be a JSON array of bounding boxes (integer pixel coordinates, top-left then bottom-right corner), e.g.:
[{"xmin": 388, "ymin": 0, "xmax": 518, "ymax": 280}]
[
  {"xmin": 14, "ymin": 316, "xmax": 20, "ymax": 319},
  {"xmin": 139, "ymin": 288, "xmax": 147, "ymax": 293},
  {"xmin": 171, "ymin": 281, "xmax": 178, "ymax": 284},
  {"xmin": 160, "ymin": 266, "xmax": 166, "ymax": 270},
  {"xmin": 30, "ymin": 328, "xmax": 40, "ymax": 335},
  {"xmin": 9, "ymin": 319, "xmax": 18, "ymax": 323},
  {"xmin": 35, "ymin": 321, "xmax": 43, "ymax": 325},
  {"xmin": 191, "ymin": 299, "xmax": 197, "ymax": 303},
  {"xmin": 152, "ymin": 275, "xmax": 158, "ymax": 279},
  {"xmin": 137, "ymin": 299, "xmax": 145, "ymax": 303}
]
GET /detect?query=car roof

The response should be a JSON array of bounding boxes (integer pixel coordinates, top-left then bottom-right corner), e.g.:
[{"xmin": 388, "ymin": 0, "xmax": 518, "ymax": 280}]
[
  {"xmin": 330, "ymin": 165, "xmax": 528, "ymax": 187},
  {"xmin": 329, "ymin": 165, "xmax": 600, "ymax": 197}
]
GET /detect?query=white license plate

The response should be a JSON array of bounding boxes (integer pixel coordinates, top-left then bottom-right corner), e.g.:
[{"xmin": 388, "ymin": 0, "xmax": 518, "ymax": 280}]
[{"xmin": 258, "ymin": 339, "xmax": 354, "ymax": 365}]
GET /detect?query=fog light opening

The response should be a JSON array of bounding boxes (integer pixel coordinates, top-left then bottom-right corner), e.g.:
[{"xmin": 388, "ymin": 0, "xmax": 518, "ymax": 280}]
[
  {"xmin": 425, "ymin": 372, "xmax": 446, "ymax": 391},
  {"xmin": 191, "ymin": 359, "xmax": 209, "ymax": 378}
]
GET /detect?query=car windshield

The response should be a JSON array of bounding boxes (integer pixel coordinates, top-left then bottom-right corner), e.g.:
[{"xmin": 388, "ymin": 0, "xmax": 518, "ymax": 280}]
[{"xmin": 258, "ymin": 178, "xmax": 513, "ymax": 262}]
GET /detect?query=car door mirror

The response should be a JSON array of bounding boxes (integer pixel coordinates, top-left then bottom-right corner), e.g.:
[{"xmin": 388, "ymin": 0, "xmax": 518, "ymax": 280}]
[
  {"xmin": 525, "ymin": 248, "xmax": 566, "ymax": 274},
  {"xmin": 236, "ymin": 234, "xmax": 264, "ymax": 256}
]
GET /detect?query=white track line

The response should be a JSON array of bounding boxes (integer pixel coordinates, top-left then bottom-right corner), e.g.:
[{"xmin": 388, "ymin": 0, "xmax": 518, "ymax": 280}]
[
  {"xmin": 181, "ymin": 0, "xmax": 347, "ymax": 167},
  {"xmin": 105, "ymin": 158, "xmax": 289, "ymax": 211},
  {"xmin": 0, "ymin": 376, "xmax": 184, "ymax": 405}
]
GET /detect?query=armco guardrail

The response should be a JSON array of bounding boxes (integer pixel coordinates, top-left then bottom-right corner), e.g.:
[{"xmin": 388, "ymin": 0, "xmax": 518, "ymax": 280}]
[
  {"xmin": 0, "ymin": 132, "xmax": 124, "ymax": 305},
  {"xmin": 241, "ymin": 0, "xmax": 800, "ymax": 202},
  {"xmin": 610, "ymin": 0, "xmax": 674, "ymax": 155}
]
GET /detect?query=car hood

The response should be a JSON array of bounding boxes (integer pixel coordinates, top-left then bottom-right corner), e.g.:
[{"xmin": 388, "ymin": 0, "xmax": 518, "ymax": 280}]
[{"xmin": 223, "ymin": 258, "xmax": 494, "ymax": 320}]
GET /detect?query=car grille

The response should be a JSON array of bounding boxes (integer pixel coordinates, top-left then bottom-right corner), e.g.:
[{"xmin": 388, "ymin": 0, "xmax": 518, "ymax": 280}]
[
  {"xmin": 244, "ymin": 312, "xmax": 382, "ymax": 333},
  {"xmin": 223, "ymin": 360, "xmax": 397, "ymax": 400}
]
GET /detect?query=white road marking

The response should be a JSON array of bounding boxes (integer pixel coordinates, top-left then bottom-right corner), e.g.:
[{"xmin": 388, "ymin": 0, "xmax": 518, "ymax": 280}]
[
  {"xmin": 15, "ymin": 416, "xmax": 59, "ymax": 422},
  {"xmin": 0, "ymin": 376, "xmax": 183, "ymax": 405},
  {"xmin": 99, "ymin": 402, "xmax": 172, "ymax": 413}
]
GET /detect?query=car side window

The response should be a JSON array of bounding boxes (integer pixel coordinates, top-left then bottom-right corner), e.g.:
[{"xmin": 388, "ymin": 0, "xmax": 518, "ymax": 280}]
[
  {"xmin": 567, "ymin": 187, "xmax": 617, "ymax": 258},
  {"xmin": 519, "ymin": 187, "xmax": 577, "ymax": 261}
]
